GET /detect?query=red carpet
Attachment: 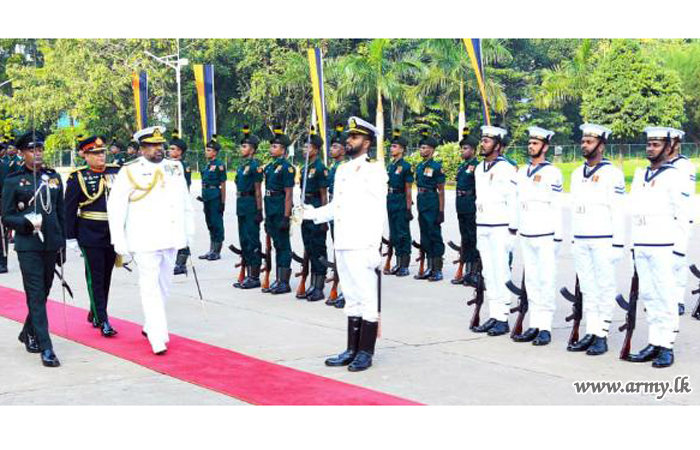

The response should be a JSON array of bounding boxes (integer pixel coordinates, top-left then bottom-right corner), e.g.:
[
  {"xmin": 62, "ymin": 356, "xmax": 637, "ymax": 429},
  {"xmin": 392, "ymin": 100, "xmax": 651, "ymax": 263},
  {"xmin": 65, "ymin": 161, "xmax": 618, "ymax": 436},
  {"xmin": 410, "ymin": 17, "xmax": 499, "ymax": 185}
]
[{"xmin": 0, "ymin": 285, "xmax": 421, "ymax": 405}]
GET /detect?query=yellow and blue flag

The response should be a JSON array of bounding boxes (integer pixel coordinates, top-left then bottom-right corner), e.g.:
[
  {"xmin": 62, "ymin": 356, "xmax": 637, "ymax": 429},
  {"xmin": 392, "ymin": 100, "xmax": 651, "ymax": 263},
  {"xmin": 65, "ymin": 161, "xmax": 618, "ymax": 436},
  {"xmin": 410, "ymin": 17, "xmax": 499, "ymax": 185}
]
[
  {"xmin": 194, "ymin": 64, "xmax": 217, "ymax": 146},
  {"xmin": 131, "ymin": 71, "xmax": 148, "ymax": 130},
  {"xmin": 307, "ymin": 48, "xmax": 328, "ymax": 164},
  {"xmin": 462, "ymin": 39, "xmax": 491, "ymax": 125}
]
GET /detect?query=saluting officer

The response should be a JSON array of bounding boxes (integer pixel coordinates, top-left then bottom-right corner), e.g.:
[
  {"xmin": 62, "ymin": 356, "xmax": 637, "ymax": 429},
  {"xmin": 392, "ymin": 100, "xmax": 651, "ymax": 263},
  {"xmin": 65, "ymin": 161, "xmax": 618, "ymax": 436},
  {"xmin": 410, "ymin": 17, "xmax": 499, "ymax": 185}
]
[
  {"xmin": 510, "ymin": 127, "xmax": 564, "ymax": 346},
  {"xmin": 567, "ymin": 124, "xmax": 625, "ymax": 355},
  {"xmin": 664, "ymin": 128, "xmax": 695, "ymax": 316},
  {"xmin": 233, "ymin": 126, "xmax": 264, "ymax": 289},
  {"xmin": 625, "ymin": 127, "xmax": 689, "ymax": 368},
  {"xmin": 453, "ymin": 127, "xmax": 480, "ymax": 286},
  {"xmin": 299, "ymin": 127, "xmax": 330, "ymax": 302},
  {"xmin": 262, "ymin": 126, "xmax": 296, "ymax": 295},
  {"xmin": 198, "ymin": 135, "xmax": 227, "ymax": 261},
  {"xmin": 386, "ymin": 128, "xmax": 414, "ymax": 277},
  {"xmin": 472, "ymin": 125, "xmax": 517, "ymax": 337},
  {"xmin": 169, "ymin": 130, "xmax": 193, "ymax": 275},
  {"xmin": 326, "ymin": 124, "xmax": 347, "ymax": 307},
  {"xmin": 1, "ymin": 131, "xmax": 65, "ymax": 367},
  {"xmin": 414, "ymin": 130, "xmax": 445, "ymax": 281},
  {"xmin": 65, "ymin": 136, "xmax": 121, "ymax": 337}
]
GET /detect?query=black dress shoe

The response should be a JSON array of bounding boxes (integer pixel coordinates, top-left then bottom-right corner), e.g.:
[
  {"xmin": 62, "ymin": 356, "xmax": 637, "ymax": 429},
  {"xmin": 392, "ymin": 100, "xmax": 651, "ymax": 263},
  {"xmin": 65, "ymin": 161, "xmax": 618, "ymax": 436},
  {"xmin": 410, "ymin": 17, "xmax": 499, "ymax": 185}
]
[
  {"xmin": 41, "ymin": 349, "xmax": 61, "ymax": 367},
  {"xmin": 533, "ymin": 330, "xmax": 551, "ymax": 346},
  {"xmin": 18, "ymin": 332, "xmax": 41, "ymax": 353},
  {"xmin": 173, "ymin": 264, "xmax": 187, "ymax": 276},
  {"xmin": 487, "ymin": 320, "xmax": 510, "ymax": 336},
  {"xmin": 101, "ymin": 321, "xmax": 118, "ymax": 337},
  {"xmin": 512, "ymin": 327, "xmax": 539, "ymax": 342},
  {"xmin": 472, "ymin": 318, "xmax": 497, "ymax": 333},
  {"xmin": 567, "ymin": 333, "xmax": 595, "ymax": 352},
  {"xmin": 652, "ymin": 347, "xmax": 674, "ymax": 368},
  {"xmin": 395, "ymin": 267, "xmax": 410, "ymax": 277},
  {"xmin": 325, "ymin": 350, "xmax": 357, "ymax": 367},
  {"xmin": 155, "ymin": 349, "xmax": 167, "ymax": 356},
  {"xmin": 141, "ymin": 330, "xmax": 148, "ymax": 338},
  {"xmin": 87, "ymin": 311, "xmax": 99, "ymax": 328},
  {"xmin": 586, "ymin": 336, "xmax": 608, "ymax": 355},
  {"xmin": 348, "ymin": 351, "xmax": 373, "ymax": 372},
  {"xmin": 627, "ymin": 344, "xmax": 660, "ymax": 362},
  {"xmin": 334, "ymin": 298, "xmax": 345, "ymax": 309},
  {"xmin": 678, "ymin": 303, "xmax": 685, "ymax": 316}
]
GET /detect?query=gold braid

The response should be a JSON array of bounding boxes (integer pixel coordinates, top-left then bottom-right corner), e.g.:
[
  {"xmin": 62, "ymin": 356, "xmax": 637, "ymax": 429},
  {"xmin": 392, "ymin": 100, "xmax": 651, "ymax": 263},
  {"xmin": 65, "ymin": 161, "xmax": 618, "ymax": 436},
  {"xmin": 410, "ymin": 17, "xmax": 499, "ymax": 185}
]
[
  {"xmin": 76, "ymin": 171, "xmax": 106, "ymax": 208},
  {"xmin": 126, "ymin": 167, "xmax": 164, "ymax": 202}
]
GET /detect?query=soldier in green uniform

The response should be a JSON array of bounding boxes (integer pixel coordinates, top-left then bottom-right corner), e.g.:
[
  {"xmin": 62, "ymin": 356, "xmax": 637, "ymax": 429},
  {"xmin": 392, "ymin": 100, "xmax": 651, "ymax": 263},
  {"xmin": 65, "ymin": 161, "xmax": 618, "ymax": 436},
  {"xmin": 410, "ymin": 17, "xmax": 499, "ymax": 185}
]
[
  {"xmin": 299, "ymin": 127, "xmax": 329, "ymax": 302},
  {"xmin": 262, "ymin": 126, "xmax": 296, "ymax": 295},
  {"xmin": 0, "ymin": 140, "xmax": 10, "ymax": 274},
  {"xmin": 109, "ymin": 140, "xmax": 126, "ymax": 167},
  {"xmin": 386, "ymin": 128, "xmax": 414, "ymax": 277},
  {"xmin": 453, "ymin": 127, "xmax": 480, "ymax": 286},
  {"xmin": 233, "ymin": 126, "xmax": 264, "ymax": 289},
  {"xmin": 169, "ymin": 130, "xmax": 193, "ymax": 275},
  {"xmin": 414, "ymin": 129, "xmax": 446, "ymax": 281},
  {"xmin": 198, "ymin": 135, "xmax": 227, "ymax": 261},
  {"xmin": 65, "ymin": 136, "xmax": 121, "ymax": 337},
  {"xmin": 326, "ymin": 124, "xmax": 347, "ymax": 307},
  {"xmin": 126, "ymin": 141, "xmax": 139, "ymax": 163},
  {"xmin": 1, "ymin": 131, "xmax": 65, "ymax": 367}
]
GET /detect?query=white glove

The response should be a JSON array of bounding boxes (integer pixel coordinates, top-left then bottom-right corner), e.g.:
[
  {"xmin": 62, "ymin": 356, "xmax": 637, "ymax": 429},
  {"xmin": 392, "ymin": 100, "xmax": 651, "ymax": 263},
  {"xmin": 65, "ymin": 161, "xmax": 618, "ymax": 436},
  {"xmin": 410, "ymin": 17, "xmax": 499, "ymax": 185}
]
[
  {"xmin": 66, "ymin": 239, "xmax": 80, "ymax": 252},
  {"xmin": 293, "ymin": 204, "xmax": 317, "ymax": 222},
  {"xmin": 24, "ymin": 212, "xmax": 43, "ymax": 232},
  {"xmin": 114, "ymin": 245, "xmax": 130, "ymax": 258}
]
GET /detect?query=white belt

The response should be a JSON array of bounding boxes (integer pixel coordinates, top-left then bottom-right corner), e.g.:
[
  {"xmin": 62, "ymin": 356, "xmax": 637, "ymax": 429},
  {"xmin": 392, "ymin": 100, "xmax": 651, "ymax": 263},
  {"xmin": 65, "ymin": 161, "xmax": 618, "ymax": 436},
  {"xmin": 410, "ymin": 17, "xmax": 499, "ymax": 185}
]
[
  {"xmin": 476, "ymin": 201, "xmax": 506, "ymax": 213},
  {"xmin": 632, "ymin": 214, "xmax": 672, "ymax": 227}
]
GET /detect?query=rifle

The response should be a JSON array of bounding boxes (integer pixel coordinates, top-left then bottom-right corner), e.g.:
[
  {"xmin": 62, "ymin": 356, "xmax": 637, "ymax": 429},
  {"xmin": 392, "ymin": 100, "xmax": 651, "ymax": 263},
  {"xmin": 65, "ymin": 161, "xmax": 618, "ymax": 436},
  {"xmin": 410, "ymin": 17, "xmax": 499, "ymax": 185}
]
[
  {"xmin": 412, "ymin": 240, "xmax": 425, "ymax": 278},
  {"xmin": 293, "ymin": 251, "xmax": 309, "ymax": 298},
  {"xmin": 448, "ymin": 240, "xmax": 464, "ymax": 283},
  {"xmin": 261, "ymin": 234, "xmax": 272, "ymax": 290},
  {"xmin": 560, "ymin": 276, "xmax": 583, "ymax": 347},
  {"xmin": 381, "ymin": 236, "xmax": 393, "ymax": 275},
  {"xmin": 467, "ymin": 255, "xmax": 485, "ymax": 330},
  {"xmin": 506, "ymin": 272, "xmax": 528, "ymax": 339},
  {"xmin": 227, "ymin": 244, "xmax": 247, "ymax": 285},
  {"xmin": 616, "ymin": 266, "xmax": 639, "ymax": 360},
  {"xmin": 320, "ymin": 256, "xmax": 339, "ymax": 303},
  {"xmin": 689, "ymin": 264, "xmax": 700, "ymax": 320}
]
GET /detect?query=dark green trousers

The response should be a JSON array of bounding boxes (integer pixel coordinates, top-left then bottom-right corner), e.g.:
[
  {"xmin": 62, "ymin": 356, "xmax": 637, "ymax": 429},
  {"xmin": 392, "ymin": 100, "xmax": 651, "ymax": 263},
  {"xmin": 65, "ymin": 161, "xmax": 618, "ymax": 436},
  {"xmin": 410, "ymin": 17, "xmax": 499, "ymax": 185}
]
[
  {"xmin": 418, "ymin": 209, "xmax": 445, "ymax": 258},
  {"xmin": 81, "ymin": 246, "xmax": 117, "ymax": 323},
  {"xmin": 301, "ymin": 220, "xmax": 328, "ymax": 275},
  {"xmin": 457, "ymin": 213, "xmax": 477, "ymax": 263},
  {"xmin": 203, "ymin": 198, "xmax": 225, "ymax": 242},
  {"xmin": 388, "ymin": 208, "xmax": 411, "ymax": 257},
  {"xmin": 238, "ymin": 213, "xmax": 261, "ymax": 267},
  {"xmin": 265, "ymin": 215, "xmax": 291, "ymax": 268},
  {"xmin": 17, "ymin": 251, "xmax": 57, "ymax": 351}
]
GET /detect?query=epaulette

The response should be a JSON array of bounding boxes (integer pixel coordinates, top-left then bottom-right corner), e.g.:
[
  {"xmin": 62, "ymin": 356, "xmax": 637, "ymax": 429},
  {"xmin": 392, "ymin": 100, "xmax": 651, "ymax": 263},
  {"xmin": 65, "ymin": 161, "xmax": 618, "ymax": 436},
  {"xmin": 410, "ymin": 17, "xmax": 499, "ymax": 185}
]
[
  {"xmin": 106, "ymin": 163, "xmax": 120, "ymax": 168},
  {"xmin": 70, "ymin": 165, "xmax": 88, "ymax": 175},
  {"xmin": 123, "ymin": 158, "xmax": 140, "ymax": 166}
]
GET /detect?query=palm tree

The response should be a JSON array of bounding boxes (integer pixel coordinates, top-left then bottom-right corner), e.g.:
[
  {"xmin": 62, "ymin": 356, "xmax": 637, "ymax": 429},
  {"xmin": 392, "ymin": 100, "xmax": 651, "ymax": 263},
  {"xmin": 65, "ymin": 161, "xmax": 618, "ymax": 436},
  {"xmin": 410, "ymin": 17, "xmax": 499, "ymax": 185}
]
[{"xmin": 533, "ymin": 39, "xmax": 596, "ymax": 109}]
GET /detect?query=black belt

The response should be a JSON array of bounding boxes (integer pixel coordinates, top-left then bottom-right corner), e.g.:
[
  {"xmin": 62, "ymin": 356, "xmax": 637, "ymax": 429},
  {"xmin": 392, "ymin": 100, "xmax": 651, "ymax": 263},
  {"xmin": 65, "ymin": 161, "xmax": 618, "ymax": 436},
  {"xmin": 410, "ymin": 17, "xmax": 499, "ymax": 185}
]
[
  {"xmin": 456, "ymin": 190, "xmax": 473, "ymax": 197},
  {"xmin": 388, "ymin": 187, "xmax": 405, "ymax": 194},
  {"xmin": 305, "ymin": 192, "xmax": 321, "ymax": 198},
  {"xmin": 266, "ymin": 190, "xmax": 285, "ymax": 197},
  {"xmin": 237, "ymin": 191, "xmax": 255, "ymax": 197},
  {"xmin": 203, "ymin": 184, "xmax": 220, "ymax": 189},
  {"xmin": 418, "ymin": 187, "xmax": 436, "ymax": 193}
]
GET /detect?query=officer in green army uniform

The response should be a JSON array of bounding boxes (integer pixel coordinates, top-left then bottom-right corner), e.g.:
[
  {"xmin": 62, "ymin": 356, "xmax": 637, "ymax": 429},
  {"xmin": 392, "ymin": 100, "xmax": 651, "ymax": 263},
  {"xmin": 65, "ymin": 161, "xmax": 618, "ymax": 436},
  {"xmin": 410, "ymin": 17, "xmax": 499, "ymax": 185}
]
[
  {"xmin": 198, "ymin": 135, "xmax": 227, "ymax": 261},
  {"xmin": 299, "ymin": 127, "xmax": 329, "ymax": 302},
  {"xmin": 453, "ymin": 127, "xmax": 480, "ymax": 286},
  {"xmin": 386, "ymin": 128, "xmax": 414, "ymax": 277},
  {"xmin": 109, "ymin": 140, "xmax": 126, "ymax": 167},
  {"xmin": 326, "ymin": 124, "xmax": 347, "ymax": 307},
  {"xmin": 262, "ymin": 126, "xmax": 296, "ymax": 295},
  {"xmin": 233, "ymin": 126, "xmax": 264, "ymax": 289},
  {"xmin": 169, "ymin": 130, "xmax": 193, "ymax": 275},
  {"xmin": 414, "ymin": 129, "xmax": 446, "ymax": 282},
  {"xmin": 1, "ymin": 135, "xmax": 22, "ymax": 274},
  {"xmin": 1, "ymin": 131, "xmax": 65, "ymax": 367}
]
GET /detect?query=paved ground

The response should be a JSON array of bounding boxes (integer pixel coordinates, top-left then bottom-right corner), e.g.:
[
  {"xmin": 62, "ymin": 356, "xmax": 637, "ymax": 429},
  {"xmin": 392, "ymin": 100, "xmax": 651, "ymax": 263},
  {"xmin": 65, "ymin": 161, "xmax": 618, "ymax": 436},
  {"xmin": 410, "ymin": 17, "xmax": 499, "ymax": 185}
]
[{"xmin": 1, "ymin": 180, "xmax": 699, "ymax": 405}]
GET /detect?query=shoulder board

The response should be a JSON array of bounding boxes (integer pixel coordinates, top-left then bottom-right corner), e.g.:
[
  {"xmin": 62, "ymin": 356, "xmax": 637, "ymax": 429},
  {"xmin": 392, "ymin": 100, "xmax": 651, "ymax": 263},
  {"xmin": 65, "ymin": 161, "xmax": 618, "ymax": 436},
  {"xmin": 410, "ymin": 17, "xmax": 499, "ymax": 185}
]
[
  {"xmin": 123, "ymin": 158, "xmax": 139, "ymax": 166},
  {"xmin": 70, "ymin": 165, "xmax": 88, "ymax": 174},
  {"xmin": 106, "ymin": 163, "xmax": 120, "ymax": 168}
]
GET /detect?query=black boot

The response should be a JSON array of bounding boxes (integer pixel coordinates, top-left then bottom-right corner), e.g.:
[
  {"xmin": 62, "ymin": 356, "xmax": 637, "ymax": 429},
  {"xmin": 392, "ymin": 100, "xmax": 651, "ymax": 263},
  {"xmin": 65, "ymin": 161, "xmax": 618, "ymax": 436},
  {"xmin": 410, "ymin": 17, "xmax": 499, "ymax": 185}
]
[
  {"xmin": 348, "ymin": 320, "xmax": 378, "ymax": 372},
  {"xmin": 207, "ymin": 241, "xmax": 222, "ymax": 261},
  {"xmin": 334, "ymin": 293, "xmax": 346, "ymax": 309},
  {"xmin": 0, "ymin": 256, "xmax": 7, "ymax": 274},
  {"xmin": 567, "ymin": 333, "xmax": 595, "ymax": 352},
  {"xmin": 173, "ymin": 252, "xmax": 189, "ymax": 276},
  {"xmin": 487, "ymin": 320, "xmax": 510, "ymax": 336},
  {"xmin": 270, "ymin": 267, "xmax": 292, "ymax": 294},
  {"xmin": 627, "ymin": 344, "xmax": 660, "ymax": 362},
  {"xmin": 532, "ymin": 330, "xmax": 551, "ymax": 346},
  {"xmin": 325, "ymin": 316, "xmax": 362, "ymax": 366},
  {"xmin": 472, "ymin": 318, "xmax": 497, "ymax": 333},
  {"xmin": 389, "ymin": 255, "xmax": 401, "ymax": 275},
  {"xmin": 396, "ymin": 255, "xmax": 410, "ymax": 277},
  {"xmin": 414, "ymin": 257, "xmax": 433, "ymax": 280},
  {"xmin": 652, "ymin": 347, "xmax": 674, "ymax": 368},
  {"xmin": 301, "ymin": 278, "xmax": 317, "ymax": 300},
  {"xmin": 512, "ymin": 327, "xmax": 539, "ymax": 342},
  {"xmin": 307, "ymin": 274, "xmax": 326, "ymax": 302},
  {"xmin": 100, "ymin": 321, "xmax": 118, "ymax": 337},
  {"xmin": 678, "ymin": 303, "xmax": 685, "ymax": 316},
  {"xmin": 586, "ymin": 336, "xmax": 608, "ymax": 355},
  {"xmin": 451, "ymin": 261, "xmax": 467, "ymax": 285},
  {"xmin": 41, "ymin": 349, "xmax": 61, "ymax": 368},
  {"xmin": 263, "ymin": 271, "xmax": 280, "ymax": 294},
  {"xmin": 199, "ymin": 242, "xmax": 213, "ymax": 260},
  {"xmin": 428, "ymin": 257, "xmax": 443, "ymax": 281},
  {"xmin": 18, "ymin": 331, "xmax": 40, "ymax": 353},
  {"xmin": 240, "ymin": 266, "xmax": 261, "ymax": 289},
  {"xmin": 464, "ymin": 262, "xmax": 480, "ymax": 287}
]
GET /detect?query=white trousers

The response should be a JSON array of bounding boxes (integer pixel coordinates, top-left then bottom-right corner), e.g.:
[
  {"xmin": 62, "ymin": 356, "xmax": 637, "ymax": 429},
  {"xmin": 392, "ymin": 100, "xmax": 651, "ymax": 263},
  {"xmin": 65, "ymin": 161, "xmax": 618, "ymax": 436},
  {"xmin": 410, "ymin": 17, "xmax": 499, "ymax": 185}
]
[
  {"xmin": 520, "ymin": 236, "xmax": 556, "ymax": 331},
  {"xmin": 635, "ymin": 246, "xmax": 679, "ymax": 349},
  {"xmin": 133, "ymin": 248, "xmax": 177, "ymax": 353},
  {"xmin": 335, "ymin": 248, "xmax": 380, "ymax": 322},
  {"xmin": 672, "ymin": 252, "xmax": 688, "ymax": 307},
  {"xmin": 476, "ymin": 226, "xmax": 511, "ymax": 321},
  {"xmin": 572, "ymin": 239, "xmax": 617, "ymax": 337}
]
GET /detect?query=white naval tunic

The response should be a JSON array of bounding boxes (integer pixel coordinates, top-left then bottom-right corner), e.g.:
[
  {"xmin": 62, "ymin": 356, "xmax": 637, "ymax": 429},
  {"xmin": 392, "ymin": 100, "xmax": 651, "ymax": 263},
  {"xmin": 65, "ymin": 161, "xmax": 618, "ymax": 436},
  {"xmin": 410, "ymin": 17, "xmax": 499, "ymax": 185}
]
[
  {"xmin": 512, "ymin": 161, "xmax": 564, "ymax": 331},
  {"xmin": 107, "ymin": 157, "xmax": 195, "ymax": 353},
  {"xmin": 667, "ymin": 155, "xmax": 696, "ymax": 307},
  {"xmin": 629, "ymin": 164, "xmax": 689, "ymax": 348},
  {"xmin": 305, "ymin": 156, "xmax": 388, "ymax": 322},
  {"xmin": 570, "ymin": 160, "xmax": 626, "ymax": 337},
  {"xmin": 474, "ymin": 156, "xmax": 517, "ymax": 321}
]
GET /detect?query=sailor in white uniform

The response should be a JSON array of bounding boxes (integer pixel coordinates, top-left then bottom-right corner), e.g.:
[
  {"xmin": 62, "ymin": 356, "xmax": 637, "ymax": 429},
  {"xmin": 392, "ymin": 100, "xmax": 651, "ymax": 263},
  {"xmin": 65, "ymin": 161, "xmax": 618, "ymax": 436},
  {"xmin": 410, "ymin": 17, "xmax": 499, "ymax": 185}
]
[{"xmin": 567, "ymin": 123, "xmax": 626, "ymax": 356}]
